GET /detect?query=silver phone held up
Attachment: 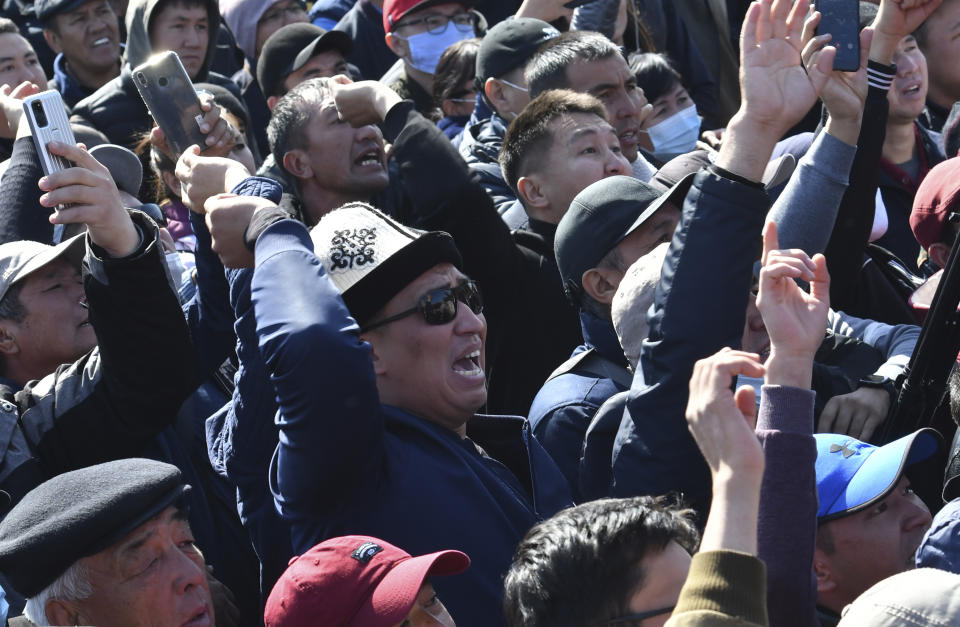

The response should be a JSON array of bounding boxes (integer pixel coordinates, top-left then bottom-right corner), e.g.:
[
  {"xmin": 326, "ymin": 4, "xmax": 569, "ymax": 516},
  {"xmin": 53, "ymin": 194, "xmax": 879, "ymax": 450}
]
[
  {"xmin": 132, "ymin": 50, "xmax": 207, "ymax": 158},
  {"xmin": 22, "ymin": 90, "xmax": 78, "ymax": 243}
]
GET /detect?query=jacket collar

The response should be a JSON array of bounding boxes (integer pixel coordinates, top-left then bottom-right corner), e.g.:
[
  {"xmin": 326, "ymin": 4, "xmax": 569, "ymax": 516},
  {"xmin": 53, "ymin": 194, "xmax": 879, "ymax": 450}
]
[{"xmin": 580, "ymin": 310, "xmax": 627, "ymax": 365}]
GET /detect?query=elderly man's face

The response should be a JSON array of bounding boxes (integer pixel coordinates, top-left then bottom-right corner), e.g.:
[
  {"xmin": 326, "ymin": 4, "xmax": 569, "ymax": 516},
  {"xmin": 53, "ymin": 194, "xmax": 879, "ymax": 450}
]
[
  {"xmin": 54, "ymin": 506, "xmax": 214, "ymax": 627},
  {"xmin": 361, "ymin": 263, "xmax": 486, "ymax": 434}
]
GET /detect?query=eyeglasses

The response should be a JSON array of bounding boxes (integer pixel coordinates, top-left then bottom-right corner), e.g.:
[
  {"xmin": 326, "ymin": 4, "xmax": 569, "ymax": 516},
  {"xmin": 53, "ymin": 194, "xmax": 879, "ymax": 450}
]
[
  {"xmin": 595, "ymin": 606, "xmax": 675, "ymax": 625},
  {"xmin": 498, "ymin": 78, "xmax": 528, "ymax": 93},
  {"xmin": 361, "ymin": 280, "xmax": 483, "ymax": 332},
  {"xmin": 394, "ymin": 12, "xmax": 474, "ymax": 34}
]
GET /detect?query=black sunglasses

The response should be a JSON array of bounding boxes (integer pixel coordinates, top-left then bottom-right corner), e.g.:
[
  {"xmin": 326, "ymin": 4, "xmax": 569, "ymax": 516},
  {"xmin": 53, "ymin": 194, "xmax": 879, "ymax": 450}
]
[
  {"xmin": 596, "ymin": 606, "xmax": 675, "ymax": 625},
  {"xmin": 361, "ymin": 280, "xmax": 483, "ymax": 333}
]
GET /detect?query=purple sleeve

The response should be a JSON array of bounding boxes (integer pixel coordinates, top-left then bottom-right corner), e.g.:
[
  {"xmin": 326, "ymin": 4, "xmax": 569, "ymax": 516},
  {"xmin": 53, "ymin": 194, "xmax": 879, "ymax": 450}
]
[{"xmin": 755, "ymin": 384, "xmax": 819, "ymax": 627}]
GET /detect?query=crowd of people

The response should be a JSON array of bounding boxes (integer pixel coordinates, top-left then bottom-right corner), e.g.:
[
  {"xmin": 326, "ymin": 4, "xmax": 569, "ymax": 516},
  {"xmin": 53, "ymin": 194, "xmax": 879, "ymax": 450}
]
[{"xmin": 0, "ymin": 0, "xmax": 959, "ymax": 624}]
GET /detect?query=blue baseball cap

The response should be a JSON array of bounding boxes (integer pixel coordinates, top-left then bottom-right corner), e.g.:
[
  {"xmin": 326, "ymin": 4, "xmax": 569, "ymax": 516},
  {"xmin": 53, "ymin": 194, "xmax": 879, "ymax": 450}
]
[{"xmin": 815, "ymin": 429, "xmax": 941, "ymax": 521}]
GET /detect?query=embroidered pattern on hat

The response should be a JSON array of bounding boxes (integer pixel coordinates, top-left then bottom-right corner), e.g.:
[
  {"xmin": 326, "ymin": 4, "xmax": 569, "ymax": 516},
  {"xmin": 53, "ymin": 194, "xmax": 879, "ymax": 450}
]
[
  {"xmin": 830, "ymin": 442, "xmax": 858, "ymax": 458},
  {"xmin": 330, "ymin": 228, "xmax": 378, "ymax": 271},
  {"xmin": 351, "ymin": 541, "xmax": 383, "ymax": 564}
]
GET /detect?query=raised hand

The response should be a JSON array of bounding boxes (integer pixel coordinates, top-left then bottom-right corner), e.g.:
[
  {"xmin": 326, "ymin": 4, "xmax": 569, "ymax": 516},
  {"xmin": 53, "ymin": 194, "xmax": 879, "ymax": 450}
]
[
  {"xmin": 739, "ymin": 0, "xmax": 834, "ymax": 137},
  {"xmin": 175, "ymin": 145, "xmax": 251, "ymax": 213},
  {"xmin": 756, "ymin": 221, "xmax": 830, "ymax": 388},
  {"xmin": 39, "ymin": 141, "xmax": 139, "ymax": 258},
  {"xmin": 686, "ymin": 348, "xmax": 766, "ymax": 483},
  {"xmin": 802, "ymin": 18, "xmax": 874, "ymax": 145},
  {"xmin": 204, "ymin": 193, "xmax": 278, "ymax": 268},
  {"xmin": 331, "ymin": 77, "xmax": 403, "ymax": 127}
]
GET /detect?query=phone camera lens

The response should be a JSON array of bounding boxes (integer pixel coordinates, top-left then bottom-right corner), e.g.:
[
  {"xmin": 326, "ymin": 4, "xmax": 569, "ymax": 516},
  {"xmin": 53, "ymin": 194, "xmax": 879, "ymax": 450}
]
[
  {"xmin": 158, "ymin": 76, "xmax": 168, "ymax": 87},
  {"xmin": 31, "ymin": 101, "xmax": 47, "ymax": 127}
]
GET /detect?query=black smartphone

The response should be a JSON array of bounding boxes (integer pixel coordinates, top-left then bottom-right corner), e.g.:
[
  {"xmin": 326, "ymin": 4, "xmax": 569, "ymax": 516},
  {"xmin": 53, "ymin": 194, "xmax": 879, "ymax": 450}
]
[
  {"xmin": 815, "ymin": 0, "xmax": 860, "ymax": 72},
  {"xmin": 132, "ymin": 51, "xmax": 208, "ymax": 158}
]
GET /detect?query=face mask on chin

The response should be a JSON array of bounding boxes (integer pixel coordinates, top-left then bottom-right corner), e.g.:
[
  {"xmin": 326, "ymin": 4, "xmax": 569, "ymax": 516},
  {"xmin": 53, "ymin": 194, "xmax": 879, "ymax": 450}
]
[
  {"xmin": 395, "ymin": 22, "xmax": 475, "ymax": 75},
  {"xmin": 643, "ymin": 105, "xmax": 701, "ymax": 160}
]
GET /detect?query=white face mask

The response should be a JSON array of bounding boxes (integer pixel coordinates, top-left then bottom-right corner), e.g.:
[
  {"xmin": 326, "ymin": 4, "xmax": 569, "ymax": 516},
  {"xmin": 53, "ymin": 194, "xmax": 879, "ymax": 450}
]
[
  {"xmin": 644, "ymin": 105, "xmax": 701, "ymax": 159},
  {"xmin": 396, "ymin": 22, "xmax": 475, "ymax": 75}
]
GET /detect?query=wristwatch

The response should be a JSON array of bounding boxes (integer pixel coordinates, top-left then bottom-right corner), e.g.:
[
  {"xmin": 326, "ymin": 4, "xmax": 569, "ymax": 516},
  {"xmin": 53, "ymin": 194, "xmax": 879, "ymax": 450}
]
[{"xmin": 858, "ymin": 374, "xmax": 897, "ymax": 399}]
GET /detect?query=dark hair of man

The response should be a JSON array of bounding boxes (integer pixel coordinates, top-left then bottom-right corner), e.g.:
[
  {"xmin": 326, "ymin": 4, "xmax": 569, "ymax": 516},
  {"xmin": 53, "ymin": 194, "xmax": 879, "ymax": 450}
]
[
  {"xmin": 525, "ymin": 31, "xmax": 622, "ymax": 98},
  {"xmin": 629, "ymin": 52, "xmax": 683, "ymax": 104},
  {"xmin": 0, "ymin": 17, "xmax": 19, "ymax": 35},
  {"xmin": 498, "ymin": 89, "xmax": 607, "ymax": 196},
  {"xmin": 503, "ymin": 496, "xmax": 699, "ymax": 627},
  {"xmin": 432, "ymin": 37, "xmax": 480, "ymax": 108},
  {"xmin": 267, "ymin": 77, "xmax": 333, "ymax": 185}
]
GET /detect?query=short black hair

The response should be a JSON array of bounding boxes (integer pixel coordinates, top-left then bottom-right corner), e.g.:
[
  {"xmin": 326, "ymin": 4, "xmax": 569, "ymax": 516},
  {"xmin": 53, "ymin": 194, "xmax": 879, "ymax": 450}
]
[
  {"xmin": 267, "ymin": 77, "xmax": 333, "ymax": 181},
  {"xmin": 433, "ymin": 37, "xmax": 480, "ymax": 107},
  {"xmin": 499, "ymin": 89, "xmax": 607, "ymax": 196},
  {"xmin": 504, "ymin": 496, "xmax": 699, "ymax": 627},
  {"xmin": 629, "ymin": 52, "xmax": 683, "ymax": 104},
  {"xmin": 525, "ymin": 31, "xmax": 622, "ymax": 98}
]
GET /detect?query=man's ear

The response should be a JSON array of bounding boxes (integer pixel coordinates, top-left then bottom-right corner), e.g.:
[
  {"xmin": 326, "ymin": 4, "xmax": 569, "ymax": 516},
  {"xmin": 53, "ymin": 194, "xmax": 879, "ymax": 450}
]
[
  {"xmin": 360, "ymin": 332, "xmax": 388, "ymax": 376},
  {"xmin": 385, "ymin": 32, "xmax": 407, "ymax": 59},
  {"xmin": 929, "ymin": 242, "xmax": 951, "ymax": 269},
  {"xmin": 42, "ymin": 27, "xmax": 63, "ymax": 55},
  {"xmin": 282, "ymin": 149, "xmax": 313, "ymax": 181},
  {"xmin": 0, "ymin": 323, "xmax": 19, "ymax": 357},
  {"xmin": 813, "ymin": 548, "xmax": 837, "ymax": 596},
  {"xmin": 266, "ymin": 95, "xmax": 278, "ymax": 111},
  {"xmin": 484, "ymin": 78, "xmax": 506, "ymax": 113},
  {"xmin": 517, "ymin": 175, "xmax": 548, "ymax": 212},
  {"xmin": 581, "ymin": 266, "xmax": 619, "ymax": 305},
  {"xmin": 44, "ymin": 598, "xmax": 80, "ymax": 626}
]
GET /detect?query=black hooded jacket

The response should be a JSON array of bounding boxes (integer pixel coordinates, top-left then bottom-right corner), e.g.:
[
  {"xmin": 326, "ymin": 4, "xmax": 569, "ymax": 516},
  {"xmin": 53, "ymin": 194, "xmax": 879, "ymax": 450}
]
[{"xmin": 70, "ymin": 0, "xmax": 243, "ymax": 150}]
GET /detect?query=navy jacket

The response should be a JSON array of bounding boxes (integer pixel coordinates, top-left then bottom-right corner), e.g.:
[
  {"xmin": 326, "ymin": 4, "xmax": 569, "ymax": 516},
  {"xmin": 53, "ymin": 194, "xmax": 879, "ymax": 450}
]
[
  {"xmin": 528, "ymin": 311, "xmax": 630, "ymax": 500},
  {"xmin": 610, "ymin": 169, "xmax": 769, "ymax": 516},
  {"xmin": 253, "ymin": 219, "xmax": 572, "ymax": 627}
]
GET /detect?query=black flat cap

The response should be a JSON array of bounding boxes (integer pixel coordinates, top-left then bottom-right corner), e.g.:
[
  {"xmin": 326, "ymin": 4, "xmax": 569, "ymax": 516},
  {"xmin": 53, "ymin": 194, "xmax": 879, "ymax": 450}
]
[
  {"xmin": 35, "ymin": 0, "xmax": 87, "ymax": 21},
  {"xmin": 475, "ymin": 18, "xmax": 558, "ymax": 84},
  {"xmin": 0, "ymin": 458, "xmax": 189, "ymax": 597},
  {"xmin": 555, "ymin": 174, "xmax": 692, "ymax": 302},
  {"xmin": 257, "ymin": 23, "xmax": 353, "ymax": 99}
]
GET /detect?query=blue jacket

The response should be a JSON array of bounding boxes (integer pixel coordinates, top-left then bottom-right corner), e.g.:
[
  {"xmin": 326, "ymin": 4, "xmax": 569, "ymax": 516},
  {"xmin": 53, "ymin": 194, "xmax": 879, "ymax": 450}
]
[
  {"xmin": 610, "ymin": 169, "xmax": 770, "ymax": 515},
  {"xmin": 253, "ymin": 219, "xmax": 572, "ymax": 627},
  {"xmin": 50, "ymin": 53, "xmax": 97, "ymax": 109},
  {"xmin": 528, "ymin": 311, "xmax": 630, "ymax": 500}
]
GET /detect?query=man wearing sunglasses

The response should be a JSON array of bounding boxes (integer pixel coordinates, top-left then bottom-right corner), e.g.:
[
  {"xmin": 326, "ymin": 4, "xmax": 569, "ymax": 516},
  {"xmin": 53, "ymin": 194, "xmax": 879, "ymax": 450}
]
[
  {"xmin": 202, "ymin": 193, "xmax": 572, "ymax": 627},
  {"xmin": 383, "ymin": 0, "xmax": 478, "ymax": 121}
]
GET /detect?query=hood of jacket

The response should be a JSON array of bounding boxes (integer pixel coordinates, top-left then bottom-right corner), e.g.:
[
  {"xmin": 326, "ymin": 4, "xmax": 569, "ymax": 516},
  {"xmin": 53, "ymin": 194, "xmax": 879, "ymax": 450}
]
[
  {"xmin": 123, "ymin": 0, "xmax": 220, "ymax": 82},
  {"xmin": 458, "ymin": 111, "xmax": 507, "ymax": 166}
]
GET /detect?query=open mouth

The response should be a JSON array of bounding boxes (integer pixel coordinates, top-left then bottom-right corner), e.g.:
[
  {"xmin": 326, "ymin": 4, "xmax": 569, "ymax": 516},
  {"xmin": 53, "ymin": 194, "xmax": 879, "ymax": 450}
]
[
  {"xmin": 354, "ymin": 148, "xmax": 382, "ymax": 168},
  {"xmin": 619, "ymin": 128, "xmax": 638, "ymax": 144},
  {"xmin": 903, "ymin": 84, "xmax": 921, "ymax": 96},
  {"xmin": 92, "ymin": 37, "xmax": 111, "ymax": 46},
  {"xmin": 452, "ymin": 349, "xmax": 482, "ymax": 377}
]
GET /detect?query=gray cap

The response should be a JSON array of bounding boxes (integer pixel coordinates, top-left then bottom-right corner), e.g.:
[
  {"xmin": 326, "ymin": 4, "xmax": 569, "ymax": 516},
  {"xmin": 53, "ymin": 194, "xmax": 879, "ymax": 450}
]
[
  {"xmin": 838, "ymin": 568, "xmax": 960, "ymax": 626},
  {"xmin": 90, "ymin": 144, "xmax": 143, "ymax": 198},
  {"xmin": 554, "ymin": 174, "xmax": 692, "ymax": 303},
  {"xmin": 0, "ymin": 458, "xmax": 189, "ymax": 597},
  {"xmin": 0, "ymin": 234, "xmax": 86, "ymax": 303}
]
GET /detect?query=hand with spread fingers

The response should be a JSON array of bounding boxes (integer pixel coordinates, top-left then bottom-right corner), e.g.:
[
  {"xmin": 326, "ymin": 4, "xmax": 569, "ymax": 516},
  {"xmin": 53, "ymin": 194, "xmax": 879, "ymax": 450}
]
[
  {"xmin": 175, "ymin": 145, "xmax": 251, "ymax": 214},
  {"xmin": 37, "ymin": 141, "xmax": 140, "ymax": 258}
]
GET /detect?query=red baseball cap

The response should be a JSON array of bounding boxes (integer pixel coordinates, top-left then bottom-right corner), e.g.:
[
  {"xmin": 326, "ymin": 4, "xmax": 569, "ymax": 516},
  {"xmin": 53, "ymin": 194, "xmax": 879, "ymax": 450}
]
[
  {"xmin": 264, "ymin": 535, "xmax": 470, "ymax": 627},
  {"xmin": 911, "ymin": 157, "xmax": 960, "ymax": 251},
  {"xmin": 382, "ymin": 0, "xmax": 470, "ymax": 33}
]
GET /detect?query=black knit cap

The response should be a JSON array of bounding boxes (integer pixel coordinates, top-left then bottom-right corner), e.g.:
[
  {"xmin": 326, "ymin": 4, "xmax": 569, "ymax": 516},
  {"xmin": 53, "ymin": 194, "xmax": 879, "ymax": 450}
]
[
  {"xmin": 554, "ymin": 174, "xmax": 692, "ymax": 302},
  {"xmin": 475, "ymin": 18, "xmax": 559, "ymax": 84},
  {"xmin": 0, "ymin": 458, "xmax": 189, "ymax": 597},
  {"xmin": 34, "ymin": 0, "xmax": 86, "ymax": 20},
  {"xmin": 257, "ymin": 23, "xmax": 353, "ymax": 99}
]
